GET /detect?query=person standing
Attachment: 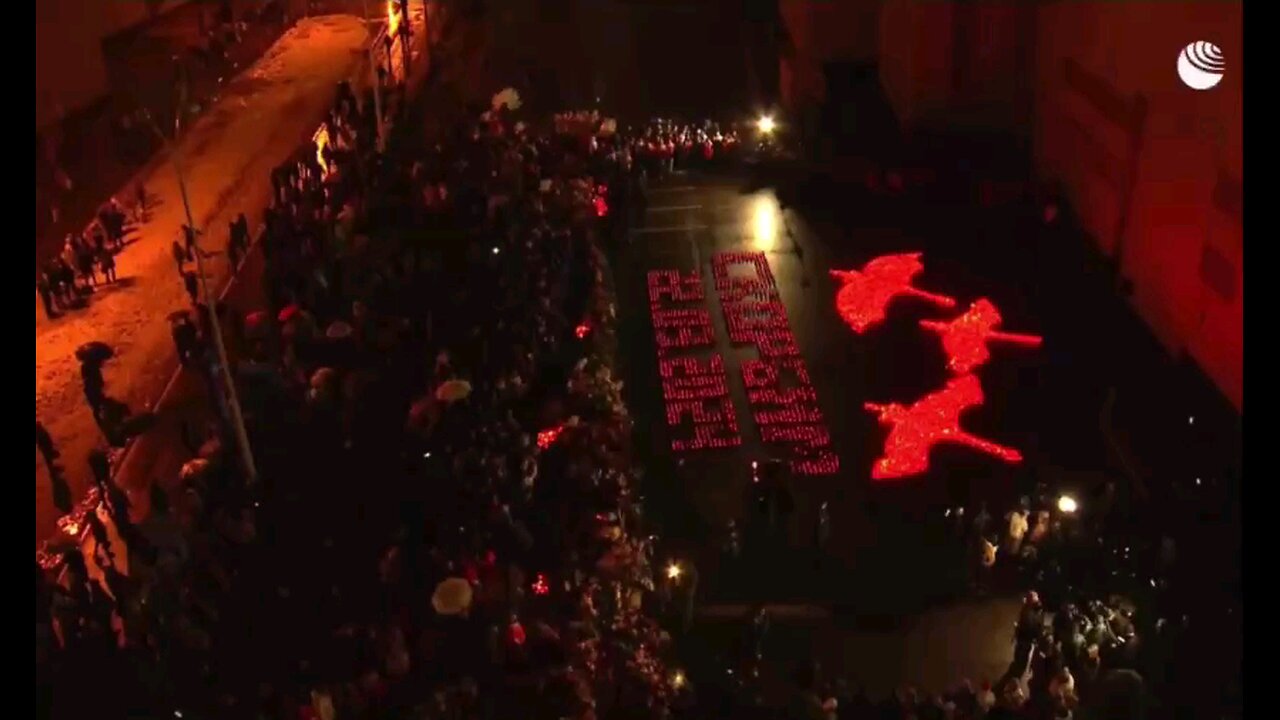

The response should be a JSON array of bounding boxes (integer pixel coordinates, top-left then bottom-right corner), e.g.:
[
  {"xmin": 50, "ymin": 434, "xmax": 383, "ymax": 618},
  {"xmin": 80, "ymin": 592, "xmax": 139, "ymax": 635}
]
[
  {"xmin": 172, "ymin": 240, "xmax": 188, "ymax": 274},
  {"xmin": 36, "ymin": 421, "xmax": 59, "ymax": 470},
  {"xmin": 183, "ymin": 270, "xmax": 200, "ymax": 305},
  {"xmin": 37, "ymin": 272, "xmax": 57, "ymax": 320},
  {"xmin": 133, "ymin": 182, "xmax": 147, "ymax": 222},
  {"xmin": 80, "ymin": 360, "xmax": 106, "ymax": 417},
  {"xmin": 814, "ymin": 500, "xmax": 831, "ymax": 556},
  {"xmin": 87, "ymin": 448, "xmax": 112, "ymax": 497},
  {"xmin": 183, "ymin": 223, "xmax": 199, "ymax": 258},
  {"xmin": 98, "ymin": 248, "xmax": 117, "ymax": 284}
]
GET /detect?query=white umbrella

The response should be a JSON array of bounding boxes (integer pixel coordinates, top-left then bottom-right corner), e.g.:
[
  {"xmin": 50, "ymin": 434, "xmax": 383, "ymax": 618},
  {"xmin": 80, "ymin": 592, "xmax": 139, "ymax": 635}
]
[
  {"xmin": 326, "ymin": 320, "xmax": 354, "ymax": 340},
  {"xmin": 431, "ymin": 577, "xmax": 473, "ymax": 616},
  {"xmin": 491, "ymin": 87, "xmax": 522, "ymax": 111}
]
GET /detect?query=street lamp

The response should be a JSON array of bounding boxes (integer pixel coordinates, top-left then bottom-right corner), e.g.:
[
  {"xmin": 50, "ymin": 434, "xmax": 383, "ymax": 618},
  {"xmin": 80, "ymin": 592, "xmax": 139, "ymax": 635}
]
[
  {"xmin": 666, "ymin": 561, "xmax": 683, "ymax": 581},
  {"xmin": 1057, "ymin": 494, "xmax": 1079, "ymax": 514},
  {"xmin": 142, "ymin": 81, "xmax": 257, "ymax": 485},
  {"xmin": 361, "ymin": 0, "xmax": 387, "ymax": 152},
  {"xmin": 756, "ymin": 115, "xmax": 776, "ymax": 135}
]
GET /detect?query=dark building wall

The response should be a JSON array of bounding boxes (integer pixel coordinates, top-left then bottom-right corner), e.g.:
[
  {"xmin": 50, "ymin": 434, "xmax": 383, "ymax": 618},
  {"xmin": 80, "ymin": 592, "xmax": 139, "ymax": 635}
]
[
  {"xmin": 36, "ymin": 0, "xmax": 191, "ymax": 130},
  {"xmin": 782, "ymin": 0, "xmax": 1242, "ymax": 411}
]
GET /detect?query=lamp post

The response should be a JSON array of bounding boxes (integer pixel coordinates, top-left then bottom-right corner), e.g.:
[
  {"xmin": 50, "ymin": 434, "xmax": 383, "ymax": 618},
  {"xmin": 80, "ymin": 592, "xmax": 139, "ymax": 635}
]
[
  {"xmin": 361, "ymin": 0, "xmax": 387, "ymax": 152},
  {"xmin": 144, "ymin": 71, "xmax": 257, "ymax": 484}
]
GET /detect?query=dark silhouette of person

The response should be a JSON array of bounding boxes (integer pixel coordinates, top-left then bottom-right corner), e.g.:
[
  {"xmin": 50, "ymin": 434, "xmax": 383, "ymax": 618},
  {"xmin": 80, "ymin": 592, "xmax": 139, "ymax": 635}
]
[
  {"xmin": 172, "ymin": 313, "xmax": 200, "ymax": 366},
  {"xmin": 36, "ymin": 421, "xmax": 58, "ymax": 468},
  {"xmin": 99, "ymin": 248, "xmax": 117, "ymax": 284},
  {"xmin": 183, "ymin": 270, "xmax": 200, "ymax": 305},
  {"xmin": 172, "ymin": 240, "xmax": 188, "ymax": 274},
  {"xmin": 87, "ymin": 449, "xmax": 111, "ymax": 495},
  {"xmin": 80, "ymin": 361, "xmax": 106, "ymax": 415},
  {"xmin": 37, "ymin": 273, "xmax": 57, "ymax": 319}
]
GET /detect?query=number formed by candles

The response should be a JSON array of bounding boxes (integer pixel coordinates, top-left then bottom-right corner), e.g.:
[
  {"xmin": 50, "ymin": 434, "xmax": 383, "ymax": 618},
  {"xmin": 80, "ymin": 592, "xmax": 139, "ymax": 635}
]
[
  {"xmin": 713, "ymin": 252, "xmax": 838, "ymax": 476},
  {"xmin": 647, "ymin": 269, "xmax": 705, "ymax": 304},
  {"xmin": 651, "ymin": 308, "xmax": 715, "ymax": 353},
  {"xmin": 863, "ymin": 374, "xmax": 1023, "ymax": 480},
  {"xmin": 649, "ymin": 270, "xmax": 742, "ymax": 452},
  {"xmin": 829, "ymin": 252, "xmax": 956, "ymax": 333}
]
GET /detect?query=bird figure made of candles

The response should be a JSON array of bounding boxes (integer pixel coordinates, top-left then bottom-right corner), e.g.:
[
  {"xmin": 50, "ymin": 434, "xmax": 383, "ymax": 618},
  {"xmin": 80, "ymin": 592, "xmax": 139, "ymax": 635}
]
[
  {"xmin": 864, "ymin": 375, "xmax": 1023, "ymax": 479},
  {"xmin": 830, "ymin": 253, "xmax": 956, "ymax": 333},
  {"xmin": 920, "ymin": 298, "xmax": 1043, "ymax": 375}
]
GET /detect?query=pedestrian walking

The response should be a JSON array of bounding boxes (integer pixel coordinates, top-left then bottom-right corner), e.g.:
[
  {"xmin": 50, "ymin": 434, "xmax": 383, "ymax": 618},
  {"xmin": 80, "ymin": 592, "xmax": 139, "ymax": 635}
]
[
  {"xmin": 88, "ymin": 448, "xmax": 111, "ymax": 496},
  {"xmin": 183, "ymin": 270, "xmax": 200, "ymax": 305},
  {"xmin": 133, "ymin": 182, "xmax": 147, "ymax": 222},
  {"xmin": 75, "ymin": 241, "xmax": 97, "ymax": 290},
  {"xmin": 99, "ymin": 248, "xmax": 117, "ymax": 284}
]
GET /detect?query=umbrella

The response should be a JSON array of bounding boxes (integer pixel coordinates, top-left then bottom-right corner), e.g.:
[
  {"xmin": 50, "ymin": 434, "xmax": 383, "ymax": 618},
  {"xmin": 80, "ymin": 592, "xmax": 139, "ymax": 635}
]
[
  {"xmin": 75, "ymin": 341, "xmax": 114, "ymax": 363},
  {"xmin": 326, "ymin": 320, "xmax": 354, "ymax": 340},
  {"xmin": 244, "ymin": 310, "xmax": 270, "ymax": 338},
  {"xmin": 310, "ymin": 367, "xmax": 336, "ymax": 391},
  {"xmin": 180, "ymin": 458, "xmax": 211, "ymax": 482},
  {"xmin": 197, "ymin": 436, "xmax": 222, "ymax": 459},
  {"xmin": 491, "ymin": 87, "xmax": 522, "ymax": 111},
  {"xmin": 278, "ymin": 304, "xmax": 301, "ymax": 323},
  {"xmin": 407, "ymin": 395, "xmax": 439, "ymax": 430},
  {"xmin": 431, "ymin": 577, "xmax": 473, "ymax": 616},
  {"xmin": 435, "ymin": 379, "xmax": 473, "ymax": 403}
]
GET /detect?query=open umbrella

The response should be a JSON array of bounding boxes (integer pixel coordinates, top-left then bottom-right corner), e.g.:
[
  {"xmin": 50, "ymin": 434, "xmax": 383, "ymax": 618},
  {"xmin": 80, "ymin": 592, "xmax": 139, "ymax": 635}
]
[
  {"xmin": 326, "ymin": 320, "xmax": 354, "ymax": 340},
  {"xmin": 310, "ymin": 367, "xmax": 337, "ymax": 391},
  {"xmin": 244, "ymin": 310, "xmax": 270, "ymax": 339},
  {"xmin": 180, "ymin": 458, "xmax": 211, "ymax": 483},
  {"xmin": 75, "ymin": 341, "xmax": 114, "ymax": 363},
  {"xmin": 435, "ymin": 379, "xmax": 473, "ymax": 403},
  {"xmin": 407, "ymin": 395, "xmax": 439, "ymax": 430},
  {"xmin": 491, "ymin": 87, "xmax": 522, "ymax": 111},
  {"xmin": 278, "ymin": 304, "xmax": 301, "ymax": 323},
  {"xmin": 431, "ymin": 577, "xmax": 473, "ymax": 616}
]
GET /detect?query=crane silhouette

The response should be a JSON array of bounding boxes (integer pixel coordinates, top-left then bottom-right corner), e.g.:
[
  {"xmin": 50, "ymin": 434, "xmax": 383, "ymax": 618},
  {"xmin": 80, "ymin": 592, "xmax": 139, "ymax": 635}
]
[
  {"xmin": 830, "ymin": 253, "xmax": 956, "ymax": 333},
  {"xmin": 864, "ymin": 375, "xmax": 1023, "ymax": 480},
  {"xmin": 920, "ymin": 298, "xmax": 1043, "ymax": 375}
]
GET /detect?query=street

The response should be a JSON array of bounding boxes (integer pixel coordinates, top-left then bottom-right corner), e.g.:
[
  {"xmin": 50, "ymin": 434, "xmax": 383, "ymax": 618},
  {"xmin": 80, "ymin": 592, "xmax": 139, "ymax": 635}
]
[{"xmin": 34, "ymin": 15, "xmax": 370, "ymax": 545}]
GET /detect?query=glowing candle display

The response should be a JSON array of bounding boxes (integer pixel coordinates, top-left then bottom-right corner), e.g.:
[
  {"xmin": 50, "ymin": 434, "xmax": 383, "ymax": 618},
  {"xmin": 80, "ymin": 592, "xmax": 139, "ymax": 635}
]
[
  {"xmin": 829, "ymin": 252, "xmax": 955, "ymax": 333},
  {"xmin": 713, "ymin": 252, "xmax": 837, "ymax": 475},
  {"xmin": 863, "ymin": 375, "xmax": 1023, "ymax": 480},
  {"xmin": 919, "ymin": 298, "xmax": 1042, "ymax": 374},
  {"xmin": 648, "ymin": 269, "xmax": 742, "ymax": 451}
]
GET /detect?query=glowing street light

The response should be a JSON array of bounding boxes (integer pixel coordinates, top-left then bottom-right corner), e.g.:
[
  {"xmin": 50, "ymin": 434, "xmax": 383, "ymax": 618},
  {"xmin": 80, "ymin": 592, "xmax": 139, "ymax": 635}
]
[
  {"xmin": 756, "ymin": 115, "xmax": 776, "ymax": 135},
  {"xmin": 666, "ymin": 562, "xmax": 683, "ymax": 581},
  {"xmin": 1057, "ymin": 494, "xmax": 1079, "ymax": 514},
  {"xmin": 671, "ymin": 669, "xmax": 687, "ymax": 689}
]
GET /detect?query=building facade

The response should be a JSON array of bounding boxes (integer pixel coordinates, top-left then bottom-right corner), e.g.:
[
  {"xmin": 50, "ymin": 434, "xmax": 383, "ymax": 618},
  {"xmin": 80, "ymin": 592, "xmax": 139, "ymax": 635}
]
[{"xmin": 781, "ymin": 0, "xmax": 1242, "ymax": 412}]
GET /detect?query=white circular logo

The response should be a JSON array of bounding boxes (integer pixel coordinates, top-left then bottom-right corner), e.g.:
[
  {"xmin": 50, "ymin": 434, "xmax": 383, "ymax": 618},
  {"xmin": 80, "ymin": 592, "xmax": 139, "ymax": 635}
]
[{"xmin": 1177, "ymin": 41, "xmax": 1225, "ymax": 90}]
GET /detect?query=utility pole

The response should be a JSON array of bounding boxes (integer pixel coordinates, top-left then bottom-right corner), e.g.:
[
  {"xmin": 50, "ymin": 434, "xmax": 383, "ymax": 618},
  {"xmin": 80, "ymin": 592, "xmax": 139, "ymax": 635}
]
[
  {"xmin": 362, "ymin": 0, "xmax": 387, "ymax": 152},
  {"xmin": 148, "ymin": 66, "xmax": 258, "ymax": 484}
]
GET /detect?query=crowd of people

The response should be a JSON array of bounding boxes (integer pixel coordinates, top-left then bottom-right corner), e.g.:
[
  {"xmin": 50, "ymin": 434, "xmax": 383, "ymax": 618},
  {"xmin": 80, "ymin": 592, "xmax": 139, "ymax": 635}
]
[
  {"xmin": 34, "ymin": 48, "xmax": 1237, "ymax": 719},
  {"xmin": 37, "ymin": 70, "xmax": 686, "ymax": 718}
]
